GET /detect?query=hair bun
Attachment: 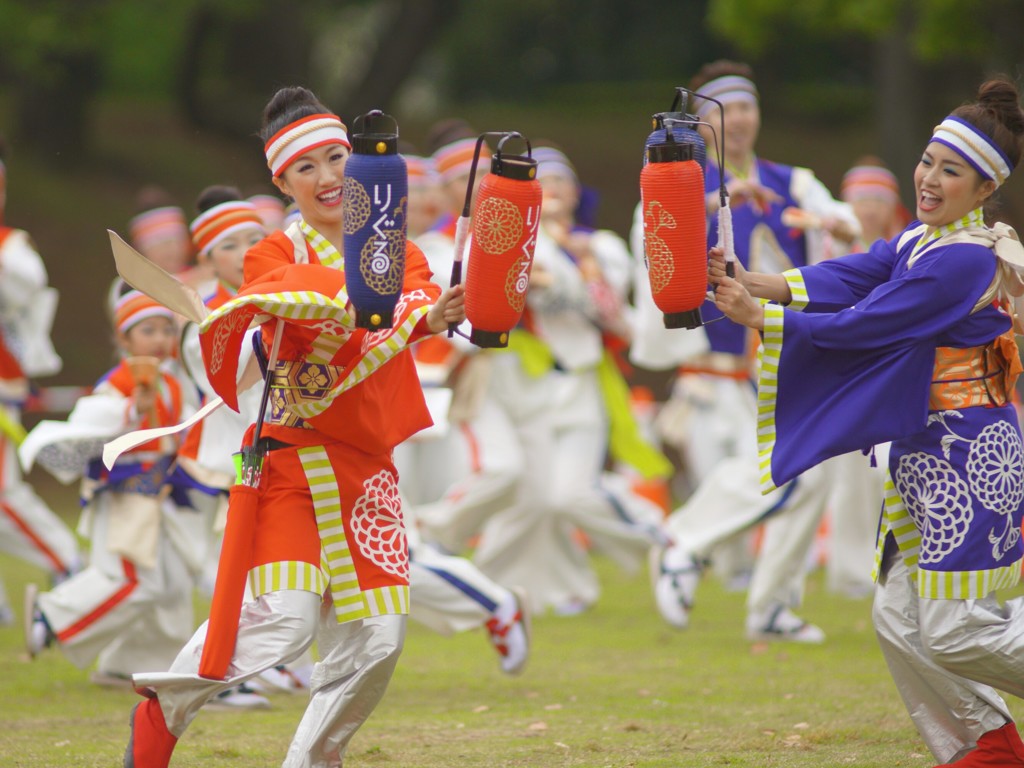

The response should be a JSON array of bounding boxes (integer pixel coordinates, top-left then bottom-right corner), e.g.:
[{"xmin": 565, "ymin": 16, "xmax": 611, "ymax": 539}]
[
  {"xmin": 260, "ymin": 86, "xmax": 329, "ymax": 142},
  {"xmin": 196, "ymin": 185, "xmax": 243, "ymax": 214},
  {"xmin": 977, "ymin": 78, "xmax": 1024, "ymax": 138}
]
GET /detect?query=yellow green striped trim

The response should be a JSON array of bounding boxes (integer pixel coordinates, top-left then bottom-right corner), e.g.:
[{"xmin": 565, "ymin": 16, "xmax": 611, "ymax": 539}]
[
  {"xmin": 248, "ymin": 560, "xmax": 328, "ymax": 597},
  {"xmin": 910, "ymin": 207, "xmax": 985, "ymax": 262},
  {"xmin": 917, "ymin": 562, "xmax": 1021, "ymax": 599},
  {"xmin": 199, "ymin": 290, "xmax": 355, "ymax": 333},
  {"xmin": 295, "ymin": 446, "xmax": 410, "ymax": 622},
  {"xmin": 783, "ymin": 269, "xmax": 809, "ymax": 311},
  {"xmin": 362, "ymin": 585, "xmax": 410, "ymax": 616},
  {"xmin": 756, "ymin": 303, "xmax": 784, "ymax": 493},
  {"xmin": 297, "ymin": 446, "xmax": 361, "ymax": 621},
  {"xmin": 290, "ymin": 303, "xmax": 431, "ymax": 420},
  {"xmin": 300, "ymin": 220, "xmax": 343, "ymax": 270}
]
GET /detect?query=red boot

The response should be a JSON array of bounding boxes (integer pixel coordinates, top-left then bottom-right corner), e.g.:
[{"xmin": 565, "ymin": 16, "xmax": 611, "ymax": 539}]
[
  {"xmin": 936, "ymin": 722, "xmax": 1024, "ymax": 767},
  {"xmin": 124, "ymin": 696, "xmax": 178, "ymax": 768}
]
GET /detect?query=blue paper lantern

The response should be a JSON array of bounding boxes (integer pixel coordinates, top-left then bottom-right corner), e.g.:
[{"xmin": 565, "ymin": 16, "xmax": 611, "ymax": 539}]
[{"xmin": 343, "ymin": 110, "xmax": 408, "ymax": 329}]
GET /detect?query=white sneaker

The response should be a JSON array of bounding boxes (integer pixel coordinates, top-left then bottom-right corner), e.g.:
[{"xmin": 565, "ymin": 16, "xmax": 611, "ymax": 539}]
[
  {"xmin": 203, "ymin": 683, "xmax": 272, "ymax": 711},
  {"xmin": 486, "ymin": 587, "xmax": 531, "ymax": 676},
  {"xmin": 649, "ymin": 545, "xmax": 700, "ymax": 629},
  {"xmin": 746, "ymin": 605, "xmax": 825, "ymax": 644},
  {"xmin": 255, "ymin": 665, "xmax": 308, "ymax": 694},
  {"xmin": 23, "ymin": 584, "xmax": 54, "ymax": 659}
]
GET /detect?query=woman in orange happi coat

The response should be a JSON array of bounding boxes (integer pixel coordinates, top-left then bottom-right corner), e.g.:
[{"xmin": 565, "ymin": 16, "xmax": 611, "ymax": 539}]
[{"xmin": 124, "ymin": 85, "xmax": 465, "ymax": 768}]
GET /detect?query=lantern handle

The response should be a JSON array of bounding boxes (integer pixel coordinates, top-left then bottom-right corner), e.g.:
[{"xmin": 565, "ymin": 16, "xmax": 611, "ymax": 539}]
[
  {"xmin": 352, "ymin": 109, "xmax": 399, "ymax": 138},
  {"xmin": 448, "ymin": 131, "xmax": 523, "ymax": 337},
  {"xmin": 668, "ymin": 87, "xmax": 735, "ymax": 277}
]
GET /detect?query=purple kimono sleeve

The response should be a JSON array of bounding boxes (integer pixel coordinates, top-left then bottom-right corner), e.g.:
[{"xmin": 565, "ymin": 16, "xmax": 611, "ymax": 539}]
[
  {"xmin": 785, "ymin": 236, "xmax": 901, "ymax": 313},
  {"xmin": 757, "ymin": 242, "xmax": 999, "ymax": 492}
]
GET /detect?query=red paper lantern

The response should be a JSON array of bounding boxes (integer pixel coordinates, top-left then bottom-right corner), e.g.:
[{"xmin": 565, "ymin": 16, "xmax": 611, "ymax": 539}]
[
  {"xmin": 464, "ymin": 151, "xmax": 543, "ymax": 348},
  {"xmin": 639, "ymin": 141, "xmax": 707, "ymax": 329}
]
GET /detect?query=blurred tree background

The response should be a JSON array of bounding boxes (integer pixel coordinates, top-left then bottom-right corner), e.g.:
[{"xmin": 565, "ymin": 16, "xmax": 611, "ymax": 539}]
[{"xmin": 0, "ymin": 0, "xmax": 1022, "ymax": 386}]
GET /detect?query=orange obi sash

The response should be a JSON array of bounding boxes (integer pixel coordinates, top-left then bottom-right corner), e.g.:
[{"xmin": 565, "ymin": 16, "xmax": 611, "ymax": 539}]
[
  {"xmin": 930, "ymin": 330, "xmax": 1022, "ymax": 410},
  {"xmin": 267, "ymin": 360, "xmax": 345, "ymax": 430}
]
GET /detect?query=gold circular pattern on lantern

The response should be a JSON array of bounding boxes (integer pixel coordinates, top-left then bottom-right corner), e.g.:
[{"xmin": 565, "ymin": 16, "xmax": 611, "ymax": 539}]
[
  {"xmin": 342, "ymin": 177, "xmax": 372, "ymax": 234},
  {"xmin": 370, "ymin": 313, "xmax": 382, "ymax": 326},
  {"xmin": 473, "ymin": 196, "xmax": 523, "ymax": 255},
  {"xmin": 500, "ymin": 332, "xmax": 508, "ymax": 344},
  {"xmin": 376, "ymin": 141, "xmax": 387, "ymax": 154},
  {"xmin": 360, "ymin": 228, "xmax": 405, "ymax": 295},
  {"xmin": 503, "ymin": 254, "xmax": 531, "ymax": 313},
  {"xmin": 643, "ymin": 199, "xmax": 677, "ymax": 293}
]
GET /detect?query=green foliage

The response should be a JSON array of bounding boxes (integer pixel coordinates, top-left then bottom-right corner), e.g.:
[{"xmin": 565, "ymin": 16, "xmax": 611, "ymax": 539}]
[
  {"xmin": 0, "ymin": 0, "xmax": 108, "ymax": 85},
  {"xmin": 707, "ymin": 0, "xmax": 1016, "ymax": 62}
]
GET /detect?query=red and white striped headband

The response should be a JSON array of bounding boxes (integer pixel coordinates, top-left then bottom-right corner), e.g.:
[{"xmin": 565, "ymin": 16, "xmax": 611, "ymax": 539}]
[
  {"xmin": 190, "ymin": 201, "xmax": 265, "ymax": 255},
  {"xmin": 264, "ymin": 113, "xmax": 351, "ymax": 178}
]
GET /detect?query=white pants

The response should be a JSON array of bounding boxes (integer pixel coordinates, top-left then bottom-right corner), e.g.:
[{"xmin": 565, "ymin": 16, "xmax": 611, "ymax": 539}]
[
  {"xmin": 823, "ymin": 448, "xmax": 887, "ymax": 596},
  {"xmin": 414, "ymin": 393, "xmax": 524, "ymax": 553},
  {"xmin": 0, "ymin": 433, "xmax": 80, "ymax": 593},
  {"xmin": 38, "ymin": 495, "xmax": 194, "ymax": 670},
  {"xmin": 136, "ymin": 590, "xmax": 405, "ymax": 768},
  {"xmin": 874, "ymin": 537, "xmax": 1024, "ymax": 762},
  {"xmin": 410, "ymin": 542, "xmax": 510, "ymax": 634},
  {"xmin": 665, "ymin": 453, "xmax": 830, "ymax": 615},
  {"xmin": 473, "ymin": 361, "xmax": 662, "ymax": 613}
]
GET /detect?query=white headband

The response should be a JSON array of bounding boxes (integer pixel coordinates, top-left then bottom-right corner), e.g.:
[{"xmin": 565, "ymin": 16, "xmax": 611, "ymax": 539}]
[
  {"xmin": 693, "ymin": 75, "xmax": 759, "ymax": 119},
  {"xmin": 264, "ymin": 113, "xmax": 350, "ymax": 178},
  {"xmin": 932, "ymin": 116, "xmax": 1013, "ymax": 186}
]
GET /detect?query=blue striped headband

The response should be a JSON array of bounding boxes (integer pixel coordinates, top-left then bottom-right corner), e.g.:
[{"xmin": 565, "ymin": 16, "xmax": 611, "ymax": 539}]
[
  {"xmin": 693, "ymin": 75, "xmax": 759, "ymax": 119},
  {"xmin": 932, "ymin": 116, "xmax": 1013, "ymax": 186}
]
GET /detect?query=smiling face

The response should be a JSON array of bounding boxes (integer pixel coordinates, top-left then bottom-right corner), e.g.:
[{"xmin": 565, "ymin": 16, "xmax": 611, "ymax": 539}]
[
  {"xmin": 273, "ymin": 143, "xmax": 350, "ymax": 235},
  {"xmin": 914, "ymin": 141, "xmax": 997, "ymax": 227}
]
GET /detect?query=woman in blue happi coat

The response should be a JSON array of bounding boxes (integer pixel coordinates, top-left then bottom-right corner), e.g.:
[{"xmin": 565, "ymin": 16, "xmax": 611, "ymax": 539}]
[{"xmin": 711, "ymin": 78, "xmax": 1024, "ymax": 767}]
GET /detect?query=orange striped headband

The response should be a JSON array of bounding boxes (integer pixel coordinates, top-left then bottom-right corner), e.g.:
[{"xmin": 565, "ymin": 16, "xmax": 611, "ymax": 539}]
[
  {"xmin": 114, "ymin": 290, "xmax": 174, "ymax": 333},
  {"xmin": 264, "ymin": 113, "xmax": 351, "ymax": 178},
  {"xmin": 432, "ymin": 138, "xmax": 477, "ymax": 184},
  {"xmin": 190, "ymin": 201, "xmax": 265, "ymax": 255},
  {"xmin": 129, "ymin": 206, "xmax": 189, "ymax": 252},
  {"xmin": 841, "ymin": 165, "xmax": 900, "ymax": 205}
]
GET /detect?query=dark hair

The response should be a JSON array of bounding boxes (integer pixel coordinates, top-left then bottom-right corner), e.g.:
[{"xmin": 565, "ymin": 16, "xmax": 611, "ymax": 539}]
[
  {"xmin": 195, "ymin": 184, "xmax": 243, "ymax": 214},
  {"xmin": 689, "ymin": 60, "xmax": 755, "ymax": 94},
  {"xmin": 133, "ymin": 185, "xmax": 178, "ymax": 216},
  {"xmin": 425, "ymin": 118, "xmax": 477, "ymax": 155},
  {"xmin": 951, "ymin": 77, "xmax": 1024, "ymax": 171},
  {"xmin": 259, "ymin": 86, "xmax": 332, "ymax": 143}
]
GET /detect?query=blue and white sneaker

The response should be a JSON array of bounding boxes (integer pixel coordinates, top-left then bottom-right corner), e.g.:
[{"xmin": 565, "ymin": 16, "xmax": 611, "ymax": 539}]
[{"xmin": 649, "ymin": 545, "xmax": 701, "ymax": 629}]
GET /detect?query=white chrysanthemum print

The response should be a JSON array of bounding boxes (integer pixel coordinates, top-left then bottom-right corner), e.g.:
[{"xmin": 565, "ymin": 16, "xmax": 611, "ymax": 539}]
[
  {"xmin": 894, "ymin": 452, "xmax": 973, "ymax": 564},
  {"xmin": 967, "ymin": 420, "xmax": 1024, "ymax": 514},
  {"xmin": 349, "ymin": 470, "xmax": 407, "ymax": 578}
]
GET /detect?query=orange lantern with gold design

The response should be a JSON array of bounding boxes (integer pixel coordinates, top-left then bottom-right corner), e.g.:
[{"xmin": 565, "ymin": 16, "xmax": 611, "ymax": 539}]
[{"xmin": 462, "ymin": 135, "xmax": 543, "ymax": 348}]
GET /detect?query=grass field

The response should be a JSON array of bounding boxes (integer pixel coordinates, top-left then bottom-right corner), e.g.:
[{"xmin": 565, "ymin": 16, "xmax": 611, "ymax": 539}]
[{"xmin": 5, "ymin": 507, "xmax": 1022, "ymax": 768}]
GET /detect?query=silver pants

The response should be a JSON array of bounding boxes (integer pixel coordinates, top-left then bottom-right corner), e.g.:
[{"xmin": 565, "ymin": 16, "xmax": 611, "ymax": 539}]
[
  {"xmin": 133, "ymin": 590, "xmax": 406, "ymax": 768},
  {"xmin": 874, "ymin": 537, "xmax": 1024, "ymax": 762}
]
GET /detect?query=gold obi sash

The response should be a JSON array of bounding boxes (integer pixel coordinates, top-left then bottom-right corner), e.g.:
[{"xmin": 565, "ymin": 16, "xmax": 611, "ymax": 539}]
[
  {"xmin": 930, "ymin": 330, "xmax": 1022, "ymax": 410},
  {"xmin": 267, "ymin": 360, "xmax": 345, "ymax": 429}
]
